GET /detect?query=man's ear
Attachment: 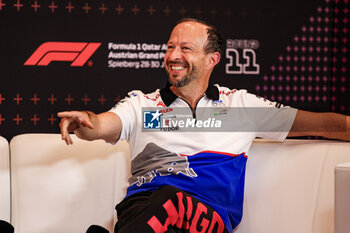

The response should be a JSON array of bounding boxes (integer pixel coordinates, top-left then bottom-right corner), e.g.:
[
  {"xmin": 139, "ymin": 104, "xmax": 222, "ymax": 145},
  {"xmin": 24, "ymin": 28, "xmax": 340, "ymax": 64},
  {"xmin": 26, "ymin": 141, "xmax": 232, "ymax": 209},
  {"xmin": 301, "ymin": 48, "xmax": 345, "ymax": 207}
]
[{"xmin": 207, "ymin": 52, "xmax": 221, "ymax": 69}]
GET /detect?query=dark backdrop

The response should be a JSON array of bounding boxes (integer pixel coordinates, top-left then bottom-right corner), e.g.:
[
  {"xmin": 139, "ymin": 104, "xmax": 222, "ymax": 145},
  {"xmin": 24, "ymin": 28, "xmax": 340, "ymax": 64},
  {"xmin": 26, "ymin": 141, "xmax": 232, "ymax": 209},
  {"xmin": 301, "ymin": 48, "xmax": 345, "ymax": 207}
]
[{"xmin": 0, "ymin": 0, "xmax": 349, "ymax": 140}]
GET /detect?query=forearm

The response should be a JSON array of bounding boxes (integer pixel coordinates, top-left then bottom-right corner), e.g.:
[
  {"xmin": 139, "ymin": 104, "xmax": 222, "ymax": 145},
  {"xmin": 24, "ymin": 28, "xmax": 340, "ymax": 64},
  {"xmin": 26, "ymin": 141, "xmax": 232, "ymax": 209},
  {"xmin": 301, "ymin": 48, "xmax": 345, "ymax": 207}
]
[
  {"xmin": 288, "ymin": 110, "xmax": 350, "ymax": 141},
  {"xmin": 319, "ymin": 115, "xmax": 350, "ymax": 141},
  {"xmin": 75, "ymin": 111, "xmax": 122, "ymax": 144},
  {"xmin": 73, "ymin": 111, "xmax": 101, "ymax": 141}
]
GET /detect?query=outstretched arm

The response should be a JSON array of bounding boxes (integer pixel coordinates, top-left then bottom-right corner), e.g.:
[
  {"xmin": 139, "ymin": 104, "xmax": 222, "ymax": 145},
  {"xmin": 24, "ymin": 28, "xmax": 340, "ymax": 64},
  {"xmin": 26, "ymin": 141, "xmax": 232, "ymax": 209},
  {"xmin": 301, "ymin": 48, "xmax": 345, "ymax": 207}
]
[
  {"xmin": 57, "ymin": 111, "xmax": 122, "ymax": 145},
  {"xmin": 288, "ymin": 110, "xmax": 350, "ymax": 141}
]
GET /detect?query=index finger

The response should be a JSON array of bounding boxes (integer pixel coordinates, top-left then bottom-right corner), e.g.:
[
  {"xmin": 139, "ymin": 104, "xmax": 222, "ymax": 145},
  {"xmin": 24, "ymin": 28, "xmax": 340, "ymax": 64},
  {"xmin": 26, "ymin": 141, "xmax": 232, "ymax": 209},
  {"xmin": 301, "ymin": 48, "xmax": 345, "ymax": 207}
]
[{"xmin": 57, "ymin": 111, "xmax": 78, "ymax": 118}]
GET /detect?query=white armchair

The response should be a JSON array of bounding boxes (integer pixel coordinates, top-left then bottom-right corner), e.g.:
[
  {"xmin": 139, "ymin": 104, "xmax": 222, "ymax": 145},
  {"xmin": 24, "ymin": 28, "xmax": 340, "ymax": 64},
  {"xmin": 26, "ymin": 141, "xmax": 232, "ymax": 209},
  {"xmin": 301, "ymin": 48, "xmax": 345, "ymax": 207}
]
[
  {"xmin": 6, "ymin": 134, "xmax": 350, "ymax": 233},
  {"xmin": 234, "ymin": 139, "xmax": 350, "ymax": 233},
  {"xmin": 10, "ymin": 134, "xmax": 130, "ymax": 233}
]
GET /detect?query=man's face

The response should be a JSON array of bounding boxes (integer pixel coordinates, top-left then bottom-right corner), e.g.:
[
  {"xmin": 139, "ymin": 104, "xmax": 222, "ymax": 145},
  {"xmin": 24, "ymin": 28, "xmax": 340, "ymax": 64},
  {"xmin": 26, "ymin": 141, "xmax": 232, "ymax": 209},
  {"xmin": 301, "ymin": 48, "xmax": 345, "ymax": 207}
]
[{"xmin": 164, "ymin": 22, "xmax": 209, "ymax": 87}]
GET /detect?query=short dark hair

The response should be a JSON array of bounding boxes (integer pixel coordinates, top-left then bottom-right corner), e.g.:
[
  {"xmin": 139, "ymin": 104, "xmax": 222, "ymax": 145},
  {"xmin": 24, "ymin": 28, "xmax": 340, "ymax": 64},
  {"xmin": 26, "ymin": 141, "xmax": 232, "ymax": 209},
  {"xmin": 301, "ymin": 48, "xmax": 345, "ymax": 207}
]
[{"xmin": 176, "ymin": 18, "xmax": 224, "ymax": 56}]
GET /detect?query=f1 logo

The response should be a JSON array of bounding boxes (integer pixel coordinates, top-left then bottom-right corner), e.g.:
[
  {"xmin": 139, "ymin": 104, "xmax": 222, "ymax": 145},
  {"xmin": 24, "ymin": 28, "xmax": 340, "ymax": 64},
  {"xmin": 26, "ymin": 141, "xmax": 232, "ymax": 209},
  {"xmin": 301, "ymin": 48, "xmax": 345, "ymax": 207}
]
[{"xmin": 24, "ymin": 42, "xmax": 101, "ymax": 66}]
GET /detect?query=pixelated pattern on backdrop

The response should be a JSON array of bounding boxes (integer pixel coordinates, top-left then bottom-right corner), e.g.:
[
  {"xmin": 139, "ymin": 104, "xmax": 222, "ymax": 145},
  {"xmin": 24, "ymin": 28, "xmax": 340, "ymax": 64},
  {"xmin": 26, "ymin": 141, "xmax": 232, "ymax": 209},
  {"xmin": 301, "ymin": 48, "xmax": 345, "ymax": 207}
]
[
  {"xmin": 257, "ymin": 0, "xmax": 349, "ymax": 113},
  {"xmin": 0, "ymin": 0, "xmax": 349, "ymax": 140}
]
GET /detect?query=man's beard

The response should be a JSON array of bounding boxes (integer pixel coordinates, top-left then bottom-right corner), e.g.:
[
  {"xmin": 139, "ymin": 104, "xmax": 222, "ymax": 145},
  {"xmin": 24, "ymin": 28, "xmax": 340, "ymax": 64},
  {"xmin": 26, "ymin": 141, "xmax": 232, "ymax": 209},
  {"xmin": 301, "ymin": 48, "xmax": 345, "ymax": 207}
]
[{"xmin": 167, "ymin": 64, "xmax": 200, "ymax": 87}]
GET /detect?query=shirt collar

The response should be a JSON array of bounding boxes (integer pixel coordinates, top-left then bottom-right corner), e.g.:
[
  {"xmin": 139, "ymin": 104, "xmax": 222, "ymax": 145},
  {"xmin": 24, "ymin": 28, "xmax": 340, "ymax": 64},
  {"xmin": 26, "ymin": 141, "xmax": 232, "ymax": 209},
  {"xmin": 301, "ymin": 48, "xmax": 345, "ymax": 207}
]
[{"xmin": 159, "ymin": 82, "xmax": 219, "ymax": 107}]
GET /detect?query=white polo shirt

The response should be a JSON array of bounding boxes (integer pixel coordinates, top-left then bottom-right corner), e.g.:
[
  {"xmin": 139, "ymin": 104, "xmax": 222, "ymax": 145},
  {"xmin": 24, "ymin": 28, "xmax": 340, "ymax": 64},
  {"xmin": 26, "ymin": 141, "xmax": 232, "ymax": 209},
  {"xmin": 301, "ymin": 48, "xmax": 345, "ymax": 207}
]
[{"xmin": 109, "ymin": 83, "xmax": 297, "ymax": 232}]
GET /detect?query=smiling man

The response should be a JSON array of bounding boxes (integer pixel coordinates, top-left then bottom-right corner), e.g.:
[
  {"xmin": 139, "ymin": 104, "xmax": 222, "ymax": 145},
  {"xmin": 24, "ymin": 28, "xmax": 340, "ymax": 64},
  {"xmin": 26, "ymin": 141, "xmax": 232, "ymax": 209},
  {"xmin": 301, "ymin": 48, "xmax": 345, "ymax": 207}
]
[
  {"xmin": 58, "ymin": 18, "xmax": 350, "ymax": 233},
  {"xmin": 166, "ymin": 22, "xmax": 211, "ymax": 85},
  {"xmin": 164, "ymin": 19, "xmax": 221, "ymax": 109}
]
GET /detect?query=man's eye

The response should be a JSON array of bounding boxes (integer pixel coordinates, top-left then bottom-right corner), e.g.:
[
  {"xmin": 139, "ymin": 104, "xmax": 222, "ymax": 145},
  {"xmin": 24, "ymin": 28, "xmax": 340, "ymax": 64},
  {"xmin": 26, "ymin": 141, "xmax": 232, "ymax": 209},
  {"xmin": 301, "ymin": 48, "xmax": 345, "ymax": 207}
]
[
  {"xmin": 167, "ymin": 45, "xmax": 174, "ymax": 49},
  {"xmin": 183, "ymin": 47, "xmax": 191, "ymax": 51}
]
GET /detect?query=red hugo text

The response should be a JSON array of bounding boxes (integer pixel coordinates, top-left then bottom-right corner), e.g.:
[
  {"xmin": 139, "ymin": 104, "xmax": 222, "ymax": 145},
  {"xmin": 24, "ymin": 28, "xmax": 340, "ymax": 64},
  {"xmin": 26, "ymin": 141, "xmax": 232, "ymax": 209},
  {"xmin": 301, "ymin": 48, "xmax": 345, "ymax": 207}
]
[
  {"xmin": 24, "ymin": 42, "xmax": 101, "ymax": 67},
  {"xmin": 147, "ymin": 192, "xmax": 225, "ymax": 233}
]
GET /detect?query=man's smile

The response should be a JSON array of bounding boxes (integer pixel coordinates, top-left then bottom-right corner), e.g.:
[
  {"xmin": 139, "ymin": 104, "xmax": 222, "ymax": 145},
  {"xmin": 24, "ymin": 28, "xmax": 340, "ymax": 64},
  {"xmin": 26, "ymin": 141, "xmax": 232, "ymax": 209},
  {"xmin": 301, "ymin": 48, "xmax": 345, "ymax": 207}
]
[
  {"xmin": 167, "ymin": 61, "xmax": 189, "ymax": 73},
  {"xmin": 170, "ymin": 65, "xmax": 186, "ymax": 71}
]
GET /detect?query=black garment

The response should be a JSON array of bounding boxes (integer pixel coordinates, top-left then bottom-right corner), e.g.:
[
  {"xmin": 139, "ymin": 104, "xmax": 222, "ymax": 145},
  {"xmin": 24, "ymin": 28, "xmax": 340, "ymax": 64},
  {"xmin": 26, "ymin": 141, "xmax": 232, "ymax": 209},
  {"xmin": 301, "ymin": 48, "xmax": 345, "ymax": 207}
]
[
  {"xmin": 86, "ymin": 225, "xmax": 110, "ymax": 233},
  {"xmin": 0, "ymin": 220, "xmax": 14, "ymax": 233},
  {"xmin": 114, "ymin": 186, "xmax": 228, "ymax": 233}
]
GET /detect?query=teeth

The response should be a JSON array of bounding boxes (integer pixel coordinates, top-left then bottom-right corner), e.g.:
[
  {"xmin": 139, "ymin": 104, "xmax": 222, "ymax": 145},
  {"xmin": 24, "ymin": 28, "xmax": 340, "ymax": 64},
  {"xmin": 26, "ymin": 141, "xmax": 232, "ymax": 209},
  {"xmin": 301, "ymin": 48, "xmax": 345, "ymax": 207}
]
[{"xmin": 171, "ymin": 66, "xmax": 184, "ymax": 71}]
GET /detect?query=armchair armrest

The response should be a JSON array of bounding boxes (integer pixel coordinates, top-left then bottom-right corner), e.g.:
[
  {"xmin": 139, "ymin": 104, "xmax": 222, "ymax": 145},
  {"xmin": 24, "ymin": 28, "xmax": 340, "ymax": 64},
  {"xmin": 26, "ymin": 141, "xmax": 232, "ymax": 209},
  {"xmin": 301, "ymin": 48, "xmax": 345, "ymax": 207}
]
[
  {"xmin": 0, "ymin": 136, "xmax": 10, "ymax": 222},
  {"xmin": 335, "ymin": 162, "xmax": 350, "ymax": 233}
]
